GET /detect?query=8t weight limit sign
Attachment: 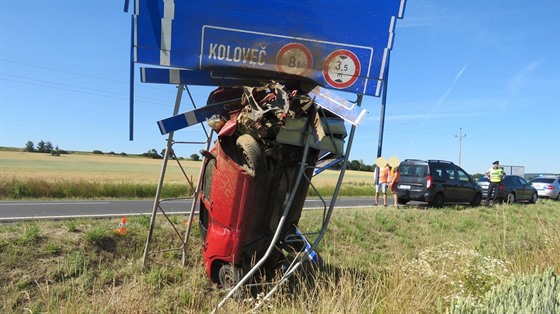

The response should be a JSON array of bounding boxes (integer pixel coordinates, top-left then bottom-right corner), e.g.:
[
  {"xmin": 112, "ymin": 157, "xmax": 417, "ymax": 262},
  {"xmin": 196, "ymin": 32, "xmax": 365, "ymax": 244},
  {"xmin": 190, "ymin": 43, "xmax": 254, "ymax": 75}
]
[{"xmin": 275, "ymin": 43, "xmax": 313, "ymax": 76}]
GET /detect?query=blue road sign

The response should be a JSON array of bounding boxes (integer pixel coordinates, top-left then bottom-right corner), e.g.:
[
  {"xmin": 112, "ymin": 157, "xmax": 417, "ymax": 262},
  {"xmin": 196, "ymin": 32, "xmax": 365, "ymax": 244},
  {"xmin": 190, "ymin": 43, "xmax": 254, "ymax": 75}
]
[{"xmin": 129, "ymin": 0, "xmax": 406, "ymax": 97}]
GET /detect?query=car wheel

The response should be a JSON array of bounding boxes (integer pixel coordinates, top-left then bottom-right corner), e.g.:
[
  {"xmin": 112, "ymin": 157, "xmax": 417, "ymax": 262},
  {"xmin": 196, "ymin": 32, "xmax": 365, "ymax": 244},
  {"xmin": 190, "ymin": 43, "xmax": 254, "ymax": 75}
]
[
  {"xmin": 470, "ymin": 193, "xmax": 482, "ymax": 207},
  {"xmin": 236, "ymin": 134, "xmax": 266, "ymax": 177},
  {"xmin": 430, "ymin": 193, "xmax": 444, "ymax": 208},
  {"xmin": 218, "ymin": 264, "xmax": 243, "ymax": 298},
  {"xmin": 556, "ymin": 192, "xmax": 560, "ymax": 201},
  {"xmin": 529, "ymin": 192, "xmax": 538, "ymax": 204},
  {"xmin": 506, "ymin": 192, "xmax": 515, "ymax": 204}
]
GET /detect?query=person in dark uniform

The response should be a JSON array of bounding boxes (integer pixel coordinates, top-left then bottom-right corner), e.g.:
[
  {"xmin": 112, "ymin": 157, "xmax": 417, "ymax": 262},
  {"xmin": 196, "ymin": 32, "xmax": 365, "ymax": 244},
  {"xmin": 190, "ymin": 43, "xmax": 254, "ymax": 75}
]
[{"xmin": 485, "ymin": 160, "xmax": 506, "ymax": 205}]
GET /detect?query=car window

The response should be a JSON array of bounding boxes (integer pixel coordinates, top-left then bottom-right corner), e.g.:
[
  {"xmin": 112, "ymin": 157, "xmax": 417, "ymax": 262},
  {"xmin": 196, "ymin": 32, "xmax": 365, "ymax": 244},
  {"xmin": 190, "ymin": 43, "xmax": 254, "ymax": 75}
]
[
  {"xmin": 457, "ymin": 168, "xmax": 470, "ymax": 182},
  {"xmin": 442, "ymin": 164, "xmax": 456, "ymax": 180},
  {"xmin": 432, "ymin": 165, "xmax": 445, "ymax": 178},
  {"xmin": 401, "ymin": 164, "xmax": 427, "ymax": 177},
  {"xmin": 519, "ymin": 177, "xmax": 529, "ymax": 185},
  {"xmin": 509, "ymin": 176, "xmax": 522, "ymax": 187},
  {"xmin": 531, "ymin": 178, "xmax": 554, "ymax": 184},
  {"xmin": 431, "ymin": 164, "xmax": 455, "ymax": 180},
  {"xmin": 202, "ymin": 158, "xmax": 216, "ymax": 200}
]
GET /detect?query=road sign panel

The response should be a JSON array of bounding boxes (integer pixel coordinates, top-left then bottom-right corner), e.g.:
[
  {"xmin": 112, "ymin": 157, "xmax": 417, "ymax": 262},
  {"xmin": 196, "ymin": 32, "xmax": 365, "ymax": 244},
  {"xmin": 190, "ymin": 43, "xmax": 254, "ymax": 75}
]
[{"xmin": 129, "ymin": 0, "xmax": 406, "ymax": 97}]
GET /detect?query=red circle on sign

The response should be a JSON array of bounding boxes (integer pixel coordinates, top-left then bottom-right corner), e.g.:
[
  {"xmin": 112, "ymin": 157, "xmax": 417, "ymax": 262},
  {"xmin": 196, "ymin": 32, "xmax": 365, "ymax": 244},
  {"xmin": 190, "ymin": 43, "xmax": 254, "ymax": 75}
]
[
  {"xmin": 322, "ymin": 49, "xmax": 361, "ymax": 89},
  {"xmin": 276, "ymin": 43, "xmax": 313, "ymax": 76}
]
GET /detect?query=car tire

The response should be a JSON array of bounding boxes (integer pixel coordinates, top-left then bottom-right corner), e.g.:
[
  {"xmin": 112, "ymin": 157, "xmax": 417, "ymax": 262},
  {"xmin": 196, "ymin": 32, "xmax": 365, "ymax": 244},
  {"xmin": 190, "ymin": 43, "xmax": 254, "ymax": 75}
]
[
  {"xmin": 470, "ymin": 193, "xmax": 482, "ymax": 207},
  {"xmin": 218, "ymin": 264, "xmax": 243, "ymax": 298},
  {"xmin": 506, "ymin": 192, "xmax": 515, "ymax": 204},
  {"xmin": 529, "ymin": 192, "xmax": 538, "ymax": 204},
  {"xmin": 556, "ymin": 192, "xmax": 560, "ymax": 201},
  {"xmin": 236, "ymin": 134, "xmax": 266, "ymax": 177},
  {"xmin": 430, "ymin": 193, "xmax": 444, "ymax": 208},
  {"xmin": 397, "ymin": 198, "xmax": 408, "ymax": 205}
]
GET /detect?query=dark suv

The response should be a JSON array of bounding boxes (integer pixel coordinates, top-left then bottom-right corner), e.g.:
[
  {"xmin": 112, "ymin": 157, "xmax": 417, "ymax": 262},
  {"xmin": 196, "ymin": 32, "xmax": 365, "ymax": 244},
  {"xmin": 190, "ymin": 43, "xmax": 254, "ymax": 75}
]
[{"xmin": 396, "ymin": 159, "xmax": 483, "ymax": 208}]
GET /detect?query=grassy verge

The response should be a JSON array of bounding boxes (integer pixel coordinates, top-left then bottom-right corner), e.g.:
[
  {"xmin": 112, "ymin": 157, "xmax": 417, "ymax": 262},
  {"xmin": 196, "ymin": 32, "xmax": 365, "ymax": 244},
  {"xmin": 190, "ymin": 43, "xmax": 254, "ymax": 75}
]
[
  {"xmin": 0, "ymin": 178, "xmax": 194, "ymax": 199},
  {"xmin": 1, "ymin": 200, "xmax": 559, "ymax": 312}
]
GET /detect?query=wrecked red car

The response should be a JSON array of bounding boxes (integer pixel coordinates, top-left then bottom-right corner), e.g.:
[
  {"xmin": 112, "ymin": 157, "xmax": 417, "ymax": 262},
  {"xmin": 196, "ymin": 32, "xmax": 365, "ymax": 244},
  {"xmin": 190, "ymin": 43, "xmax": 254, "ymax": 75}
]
[{"xmin": 197, "ymin": 83, "xmax": 346, "ymax": 288}]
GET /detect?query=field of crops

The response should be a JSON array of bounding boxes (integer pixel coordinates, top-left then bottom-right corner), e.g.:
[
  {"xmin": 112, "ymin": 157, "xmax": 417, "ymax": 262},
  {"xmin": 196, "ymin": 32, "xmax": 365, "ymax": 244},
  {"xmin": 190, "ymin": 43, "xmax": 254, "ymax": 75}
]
[{"xmin": 0, "ymin": 150, "xmax": 375, "ymax": 199}]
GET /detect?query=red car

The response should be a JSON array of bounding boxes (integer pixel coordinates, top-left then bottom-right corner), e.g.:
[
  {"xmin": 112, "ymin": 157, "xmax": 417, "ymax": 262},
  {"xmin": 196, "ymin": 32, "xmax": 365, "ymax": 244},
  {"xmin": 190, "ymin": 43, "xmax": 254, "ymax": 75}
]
[{"xmin": 197, "ymin": 84, "xmax": 345, "ymax": 288}]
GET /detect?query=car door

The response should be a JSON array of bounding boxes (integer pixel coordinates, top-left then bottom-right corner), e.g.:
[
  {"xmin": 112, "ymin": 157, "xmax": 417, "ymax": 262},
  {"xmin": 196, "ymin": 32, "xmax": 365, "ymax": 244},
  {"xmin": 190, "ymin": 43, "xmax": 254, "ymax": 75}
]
[
  {"xmin": 440, "ymin": 163, "xmax": 460, "ymax": 202},
  {"xmin": 456, "ymin": 167, "xmax": 475, "ymax": 202},
  {"xmin": 517, "ymin": 177, "xmax": 533, "ymax": 201},
  {"xmin": 508, "ymin": 176, "xmax": 526, "ymax": 201}
]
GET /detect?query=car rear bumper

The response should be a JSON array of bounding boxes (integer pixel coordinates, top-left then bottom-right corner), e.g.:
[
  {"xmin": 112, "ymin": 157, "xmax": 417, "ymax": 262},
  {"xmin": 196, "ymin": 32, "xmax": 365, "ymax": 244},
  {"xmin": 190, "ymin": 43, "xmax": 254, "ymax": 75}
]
[
  {"xmin": 397, "ymin": 189, "xmax": 434, "ymax": 202},
  {"xmin": 537, "ymin": 190, "xmax": 559, "ymax": 198}
]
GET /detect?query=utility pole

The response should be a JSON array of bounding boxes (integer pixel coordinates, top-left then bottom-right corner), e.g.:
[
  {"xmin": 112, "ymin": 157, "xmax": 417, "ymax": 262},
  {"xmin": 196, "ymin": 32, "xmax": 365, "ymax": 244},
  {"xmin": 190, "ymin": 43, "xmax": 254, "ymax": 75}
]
[{"xmin": 455, "ymin": 128, "xmax": 466, "ymax": 166}]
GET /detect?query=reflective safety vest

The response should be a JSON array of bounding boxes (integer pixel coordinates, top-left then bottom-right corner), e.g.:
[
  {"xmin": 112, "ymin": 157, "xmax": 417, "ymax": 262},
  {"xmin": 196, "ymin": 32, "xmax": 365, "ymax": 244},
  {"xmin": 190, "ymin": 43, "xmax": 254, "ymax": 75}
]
[{"xmin": 489, "ymin": 167, "xmax": 504, "ymax": 182}]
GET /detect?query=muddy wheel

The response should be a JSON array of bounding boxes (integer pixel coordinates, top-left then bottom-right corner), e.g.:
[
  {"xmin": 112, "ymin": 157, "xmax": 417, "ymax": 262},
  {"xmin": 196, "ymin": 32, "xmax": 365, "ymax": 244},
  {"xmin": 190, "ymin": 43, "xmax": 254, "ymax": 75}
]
[
  {"xmin": 236, "ymin": 134, "xmax": 266, "ymax": 177},
  {"xmin": 218, "ymin": 264, "xmax": 243, "ymax": 298}
]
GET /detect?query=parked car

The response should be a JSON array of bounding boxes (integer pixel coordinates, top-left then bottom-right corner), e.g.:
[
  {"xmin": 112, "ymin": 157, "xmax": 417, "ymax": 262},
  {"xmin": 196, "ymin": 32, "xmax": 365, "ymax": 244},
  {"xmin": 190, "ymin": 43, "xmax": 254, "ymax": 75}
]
[
  {"xmin": 476, "ymin": 175, "xmax": 538, "ymax": 204},
  {"xmin": 529, "ymin": 177, "xmax": 560, "ymax": 200},
  {"xmin": 396, "ymin": 159, "xmax": 483, "ymax": 208}
]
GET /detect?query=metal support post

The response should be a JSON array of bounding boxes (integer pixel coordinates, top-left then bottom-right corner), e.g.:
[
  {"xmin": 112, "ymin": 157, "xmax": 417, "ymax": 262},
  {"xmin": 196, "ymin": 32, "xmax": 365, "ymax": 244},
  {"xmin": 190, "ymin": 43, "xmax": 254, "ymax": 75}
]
[{"xmin": 141, "ymin": 84, "xmax": 184, "ymax": 270}]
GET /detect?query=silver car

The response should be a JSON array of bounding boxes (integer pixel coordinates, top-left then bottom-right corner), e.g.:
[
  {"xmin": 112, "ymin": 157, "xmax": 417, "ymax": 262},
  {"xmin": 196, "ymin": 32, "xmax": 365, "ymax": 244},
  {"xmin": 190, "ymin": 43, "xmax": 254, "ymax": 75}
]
[{"xmin": 529, "ymin": 177, "xmax": 560, "ymax": 200}]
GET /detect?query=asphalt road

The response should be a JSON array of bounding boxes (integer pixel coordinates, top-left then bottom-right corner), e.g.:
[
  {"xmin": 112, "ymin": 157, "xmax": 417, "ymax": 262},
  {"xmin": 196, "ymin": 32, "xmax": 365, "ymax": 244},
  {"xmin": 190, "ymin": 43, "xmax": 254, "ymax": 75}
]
[{"xmin": 0, "ymin": 197, "xmax": 400, "ymax": 221}]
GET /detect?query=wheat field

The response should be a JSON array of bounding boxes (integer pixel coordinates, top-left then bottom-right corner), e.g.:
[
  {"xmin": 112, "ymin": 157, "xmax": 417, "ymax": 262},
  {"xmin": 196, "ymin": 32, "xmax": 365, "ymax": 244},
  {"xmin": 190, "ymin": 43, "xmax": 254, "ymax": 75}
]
[{"xmin": 0, "ymin": 151, "xmax": 374, "ymax": 183}]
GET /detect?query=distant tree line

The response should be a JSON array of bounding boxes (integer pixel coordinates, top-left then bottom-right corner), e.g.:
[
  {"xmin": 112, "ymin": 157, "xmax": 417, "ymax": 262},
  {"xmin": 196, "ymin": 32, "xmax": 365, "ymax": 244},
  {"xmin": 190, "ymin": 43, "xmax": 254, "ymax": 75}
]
[
  {"xmin": 328, "ymin": 159, "xmax": 375, "ymax": 172},
  {"xmin": 21, "ymin": 141, "xmax": 377, "ymax": 171},
  {"xmin": 24, "ymin": 140, "xmax": 66, "ymax": 156}
]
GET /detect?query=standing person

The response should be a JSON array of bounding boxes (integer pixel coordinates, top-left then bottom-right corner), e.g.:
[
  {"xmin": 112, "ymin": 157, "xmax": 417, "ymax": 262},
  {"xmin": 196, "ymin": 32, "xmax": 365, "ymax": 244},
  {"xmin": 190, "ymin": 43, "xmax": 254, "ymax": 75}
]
[
  {"xmin": 388, "ymin": 166, "xmax": 400, "ymax": 208},
  {"xmin": 485, "ymin": 160, "xmax": 506, "ymax": 206},
  {"xmin": 374, "ymin": 163, "xmax": 389, "ymax": 206}
]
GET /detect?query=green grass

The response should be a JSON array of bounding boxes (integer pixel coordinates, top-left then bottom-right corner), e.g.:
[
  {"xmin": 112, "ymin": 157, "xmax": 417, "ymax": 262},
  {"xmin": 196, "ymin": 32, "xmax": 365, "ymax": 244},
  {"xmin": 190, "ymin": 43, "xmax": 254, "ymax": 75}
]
[
  {"xmin": 1, "ymin": 200, "xmax": 559, "ymax": 313},
  {"xmin": 0, "ymin": 178, "xmax": 193, "ymax": 199}
]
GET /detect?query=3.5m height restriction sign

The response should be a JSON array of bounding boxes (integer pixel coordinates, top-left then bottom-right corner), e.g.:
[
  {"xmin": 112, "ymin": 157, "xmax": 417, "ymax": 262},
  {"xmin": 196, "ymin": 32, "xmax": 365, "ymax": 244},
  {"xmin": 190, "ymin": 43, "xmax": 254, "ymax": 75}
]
[{"xmin": 322, "ymin": 49, "xmax": 361, "ymax": 89}]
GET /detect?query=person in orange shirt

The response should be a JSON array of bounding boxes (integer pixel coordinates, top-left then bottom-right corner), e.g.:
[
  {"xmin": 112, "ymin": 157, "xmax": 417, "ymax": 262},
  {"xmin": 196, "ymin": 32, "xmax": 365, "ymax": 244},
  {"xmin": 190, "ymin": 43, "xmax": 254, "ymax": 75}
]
[
  {"xmin": 388, "ymin": 166, "xmax": 401, "ymax": 208},
  {"xmin": 374, "ymin": 164, "xmax": 389, "ymax": 206}
]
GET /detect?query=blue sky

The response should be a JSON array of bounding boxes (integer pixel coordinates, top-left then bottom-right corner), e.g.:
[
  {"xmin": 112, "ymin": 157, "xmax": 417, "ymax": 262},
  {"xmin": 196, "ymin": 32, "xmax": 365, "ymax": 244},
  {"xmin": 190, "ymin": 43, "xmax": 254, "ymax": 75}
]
[{"xmin": 1, "ymin": 1, "xmax": 559, "ymax": 175}]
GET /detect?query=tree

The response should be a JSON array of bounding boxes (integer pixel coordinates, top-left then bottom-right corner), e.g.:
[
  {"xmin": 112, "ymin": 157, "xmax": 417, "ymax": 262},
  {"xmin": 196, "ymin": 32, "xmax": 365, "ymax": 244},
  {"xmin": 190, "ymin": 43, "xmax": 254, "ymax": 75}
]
[
  {"xmin": 24, "ymin": 141, "xmax": 35, "ymax": 152},
  {"xmin": 45, "ymin": 141, "xmax": 53, "ymax": 153},
  {"xmin": 37, "ymin": 140, "xmax": 46, "ymax": 153},
  {"xmin": 143, "ymin": 148, "xmax": 162, "ymax": 159},
  {"xmin": 349, "ymin": 160, "xmax": 362, "ymax": 171},
  {"xmin": 190, "ymin": 153, "xmax": 200, "ymax": 161},
  {"xmin": 51, "ymin": 146, "xmax": 61, "ymax": 156}
]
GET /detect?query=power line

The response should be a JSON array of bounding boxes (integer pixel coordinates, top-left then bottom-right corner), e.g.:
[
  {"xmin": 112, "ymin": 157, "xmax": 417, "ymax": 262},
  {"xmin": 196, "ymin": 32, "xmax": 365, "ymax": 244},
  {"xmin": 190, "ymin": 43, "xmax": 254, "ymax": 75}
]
[
  {"xmin": 0, "ymin": 76, "xmax": 171, "ymax": 107},
  {"xmin": 0, "ymin": 58, "xmax": 211, "ymax": 101}
]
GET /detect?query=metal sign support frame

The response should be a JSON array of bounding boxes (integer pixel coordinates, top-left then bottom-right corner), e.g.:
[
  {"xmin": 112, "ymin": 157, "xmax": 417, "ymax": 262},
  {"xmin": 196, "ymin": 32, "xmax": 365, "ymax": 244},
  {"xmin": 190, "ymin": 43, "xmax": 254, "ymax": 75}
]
[{"xmin": 141, "ymin": 84, "xmax": 212, "ymax": 270}]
